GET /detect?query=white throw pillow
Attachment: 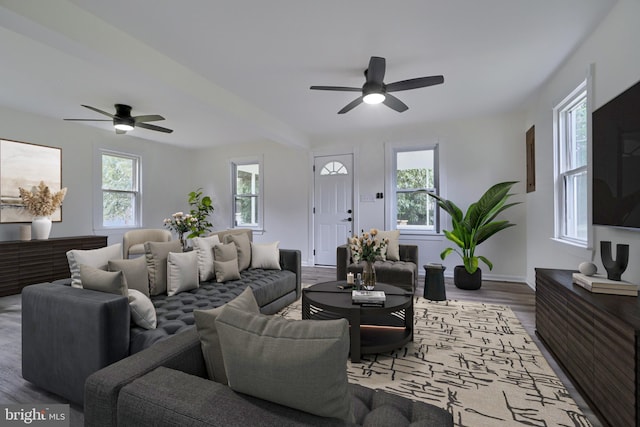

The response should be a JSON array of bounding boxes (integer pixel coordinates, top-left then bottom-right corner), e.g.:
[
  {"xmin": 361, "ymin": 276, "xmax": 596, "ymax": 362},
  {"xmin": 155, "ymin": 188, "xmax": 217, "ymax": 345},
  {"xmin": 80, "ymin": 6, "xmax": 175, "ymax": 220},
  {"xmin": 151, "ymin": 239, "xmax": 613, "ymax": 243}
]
[
  {"xmin": 128, "ymin": 289, "xmax": 157, "ymax": 330},
  {"xmin": 167, "ymin": 251, "xmax": 199, "ymax": 296},
  {"xmin": 192, "ymin": 235, "xmax": 221, "ymax": 282},
  {"xmin": 67, "ymin": 243, "xmax": 123, "ymax": 288},
  {"xmin": 250, "ymin": 241, "xmax": 281, "ymax": 270},
  {"xmin": 376, "ymin": 230, "xmax": 400, "ymax": 261}
]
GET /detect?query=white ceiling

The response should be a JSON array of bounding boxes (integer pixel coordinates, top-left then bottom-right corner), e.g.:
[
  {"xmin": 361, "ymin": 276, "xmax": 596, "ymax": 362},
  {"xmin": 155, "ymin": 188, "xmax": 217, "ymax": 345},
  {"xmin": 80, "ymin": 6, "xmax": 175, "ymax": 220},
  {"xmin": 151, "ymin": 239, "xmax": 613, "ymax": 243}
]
[{"xmin": 0, "ymin": 0, "xmax": 617, "ymax": 149}]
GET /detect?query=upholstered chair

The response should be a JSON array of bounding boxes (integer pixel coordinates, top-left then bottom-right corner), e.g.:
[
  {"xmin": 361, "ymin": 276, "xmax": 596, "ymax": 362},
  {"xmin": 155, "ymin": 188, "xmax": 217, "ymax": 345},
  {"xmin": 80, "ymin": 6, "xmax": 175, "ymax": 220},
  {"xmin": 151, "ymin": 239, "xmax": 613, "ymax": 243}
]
[{"xmin": 123, "ymin": 229, "xmax": 172, "ymax": 258}]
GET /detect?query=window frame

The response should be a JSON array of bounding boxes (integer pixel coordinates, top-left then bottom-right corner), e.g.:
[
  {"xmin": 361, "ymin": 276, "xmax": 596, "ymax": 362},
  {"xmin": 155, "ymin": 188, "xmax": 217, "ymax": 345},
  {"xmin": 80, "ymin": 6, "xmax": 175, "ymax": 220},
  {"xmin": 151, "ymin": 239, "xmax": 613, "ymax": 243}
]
[
  {"xmin": 553, "ymin": 74, "xmax": 592, "ymax": 249},
  {"xmin": 385, "ymin": 143, "xmax": 440, "ymax": 235},
  {"xmin": 230, "ymin": 156, "xmax": 264, "ymax": 231},
  {"xmin": 96, "ymin": 149, "xmax": 142, "ymax": 229}
]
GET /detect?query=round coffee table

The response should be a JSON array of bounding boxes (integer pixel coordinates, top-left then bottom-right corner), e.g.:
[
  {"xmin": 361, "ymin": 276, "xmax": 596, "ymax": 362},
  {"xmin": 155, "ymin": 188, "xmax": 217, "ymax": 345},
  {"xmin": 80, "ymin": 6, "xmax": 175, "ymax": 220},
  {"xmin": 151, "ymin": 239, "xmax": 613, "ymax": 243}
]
[{"xmin": 302, "ymin": 281, "xmax": 413, "ymax": 363}]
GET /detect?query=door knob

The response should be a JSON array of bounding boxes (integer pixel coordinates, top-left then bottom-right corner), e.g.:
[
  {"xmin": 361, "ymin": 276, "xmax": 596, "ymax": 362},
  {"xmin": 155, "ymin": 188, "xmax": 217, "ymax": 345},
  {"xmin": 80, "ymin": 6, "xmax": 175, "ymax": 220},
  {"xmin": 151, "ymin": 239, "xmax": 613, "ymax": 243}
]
[
  {"xmin": 347, "ymin": 209, "xmax": 352, "ymax": 214},
  {"xmin": 343, "ymin": 217, "xmax": 352, "ymax": 222}
]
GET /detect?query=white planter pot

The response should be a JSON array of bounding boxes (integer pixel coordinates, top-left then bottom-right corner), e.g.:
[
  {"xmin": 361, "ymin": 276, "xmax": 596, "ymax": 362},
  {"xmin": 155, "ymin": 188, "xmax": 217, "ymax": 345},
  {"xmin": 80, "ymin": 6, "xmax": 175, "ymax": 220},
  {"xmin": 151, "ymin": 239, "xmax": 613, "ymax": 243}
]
[{"xmin": 32, "ymin": 216, "xmax": 52, "ymax": 240}]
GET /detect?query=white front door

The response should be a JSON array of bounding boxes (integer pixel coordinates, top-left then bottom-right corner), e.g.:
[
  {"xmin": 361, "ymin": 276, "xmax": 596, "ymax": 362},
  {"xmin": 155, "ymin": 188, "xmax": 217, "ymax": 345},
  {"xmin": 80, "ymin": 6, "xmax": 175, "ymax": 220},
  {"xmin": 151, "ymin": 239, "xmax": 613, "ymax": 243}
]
[{"xmin": 313, "ymin": 154, "xmax": 354, "ymax": 266}]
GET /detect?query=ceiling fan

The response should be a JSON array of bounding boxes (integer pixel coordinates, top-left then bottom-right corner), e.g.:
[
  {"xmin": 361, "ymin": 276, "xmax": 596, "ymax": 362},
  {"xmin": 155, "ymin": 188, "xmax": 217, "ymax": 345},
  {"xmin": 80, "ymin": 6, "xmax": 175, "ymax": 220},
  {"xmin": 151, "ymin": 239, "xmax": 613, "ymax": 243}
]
[
  {"xmin": 310, "ymin": 56, "xmax": 444, "ymax": 114},
  {"xmin": 64, "ymin": 104, "xmax": 173, "ymax": 134}
]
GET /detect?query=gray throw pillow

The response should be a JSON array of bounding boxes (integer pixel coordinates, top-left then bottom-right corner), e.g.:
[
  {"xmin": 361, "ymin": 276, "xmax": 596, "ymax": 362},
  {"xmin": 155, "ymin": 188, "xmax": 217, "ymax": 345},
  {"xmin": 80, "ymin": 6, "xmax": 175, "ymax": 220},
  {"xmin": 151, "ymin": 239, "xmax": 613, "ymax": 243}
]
[
  {"xmin": 224, "ymin": 233, "xmax": 251, "ymax": 272},
  {"xmin": 215, "ymin": 306, "xmax": 353, "ymax": 421},
  {"xmin": 194, "ymin": 287, "xmax": 259, "ymax": 384},
  {"xmin": 109, "ymin": 256, "xmax": 150, "ymax": 297},
  {"xmin": 145, "ymin": 240, "xmax": 183, "ymax": 295},
  {"xmin": 67, "ymin": 243, "xmax": 123, "ymax": 288},
  {"xmin": 80, "ymin": 264, "xmax": 128, "ymax": 296},
  {"xmin": 192, "ymin": 235, "xmax": 221, "ymax": 282},
  {"xmin": 213, "ymin": 243, "xmax": 240, "ymax": 282},
  {"xmin": 167, "ymin": 251, "xmax": 199, "ymax": 296}
]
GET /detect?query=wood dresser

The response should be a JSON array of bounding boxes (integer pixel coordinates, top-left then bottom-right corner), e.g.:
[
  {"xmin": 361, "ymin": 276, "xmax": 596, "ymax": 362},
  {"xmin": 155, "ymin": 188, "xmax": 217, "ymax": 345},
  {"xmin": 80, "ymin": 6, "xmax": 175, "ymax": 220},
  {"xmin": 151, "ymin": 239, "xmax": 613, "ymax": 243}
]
[
  {"xmin": 0, "ymin": 235, "xmax": 107, "ymax": 296},
  {"xmin": 536, "ymin": 268, "xmax": 640, "ymax": 427}
]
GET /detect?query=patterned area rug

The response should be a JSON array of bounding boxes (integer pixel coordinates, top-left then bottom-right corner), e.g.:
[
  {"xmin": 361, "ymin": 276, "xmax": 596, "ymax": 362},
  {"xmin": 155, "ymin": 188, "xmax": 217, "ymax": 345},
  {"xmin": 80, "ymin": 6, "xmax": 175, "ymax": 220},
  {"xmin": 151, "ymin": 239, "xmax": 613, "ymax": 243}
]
[{"xmin": 279, "ymin": 297, "xmax": 592, "ymax": 427}]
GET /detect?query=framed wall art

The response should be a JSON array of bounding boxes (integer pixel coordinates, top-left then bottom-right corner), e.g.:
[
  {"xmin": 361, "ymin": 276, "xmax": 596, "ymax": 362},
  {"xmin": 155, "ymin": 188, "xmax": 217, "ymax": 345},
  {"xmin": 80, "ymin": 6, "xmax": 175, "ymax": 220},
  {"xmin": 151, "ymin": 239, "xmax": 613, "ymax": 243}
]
[{"xmin": 0, "ymin": 139, "xmax": 62, "ymax": 223}]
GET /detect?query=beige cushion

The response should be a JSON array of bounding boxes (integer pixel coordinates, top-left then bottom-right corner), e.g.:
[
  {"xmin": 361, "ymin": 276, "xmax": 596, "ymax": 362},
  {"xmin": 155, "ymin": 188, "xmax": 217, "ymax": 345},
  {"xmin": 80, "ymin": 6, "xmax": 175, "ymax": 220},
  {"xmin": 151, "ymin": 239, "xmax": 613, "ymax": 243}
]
[
  {"xmin": 193, "ymin": 287, "xmax": 259, "ymax": 384},
  {"xmin": 80, "ymin": 264, "xmax": 128, "ymax": 296},
  {"xmin": 145, "ymin": 240, "xmax": 183, "ymax": 295},
  {"xmin": 67, "ymin": 244, "xmax": 123, "ymax": 288},
  {"xmin": 128, "ymin": 289, "xmax": 157, "ymax": 329},
  {"xmin": 215, "ymin": 307, "xmax": 353, "ymax": 421},
  {"xmin": 224, "ymin": 233, "xmax": 251, "ymax": 271},
  {"xmin": 192, "ymin": 235, "xmax": 221, "ymax": 281},
  {"xmin": 213, "ymin": 243, "xmax": 241, "ymax": 282},
  {"xmin": 167, "ymin": 251, "xmax": 199, "ymax": 296},
  {"xmin": 127, "ymin": 243, "xmax": 146, "ymax": 257},
  {"xmin": 377, "ymin": 230, "xmax": 400, "ymax": 261},
  {"xmin": 108, "ymin": 256, "xmax": 150, "ymax": 297},
  {"xmin": 250, "ymin": 241, "xmax": 281, "ymax": 270}
]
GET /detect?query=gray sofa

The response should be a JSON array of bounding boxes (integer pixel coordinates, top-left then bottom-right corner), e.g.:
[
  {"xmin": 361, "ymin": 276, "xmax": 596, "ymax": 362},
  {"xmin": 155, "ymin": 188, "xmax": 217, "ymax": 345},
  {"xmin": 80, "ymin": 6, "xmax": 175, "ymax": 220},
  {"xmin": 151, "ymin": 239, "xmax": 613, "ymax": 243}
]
[
  {"xmin": 337, "ymin": 244, "xmax": 419, "ymax": 292},
  {"xmin": 84, "ymin": 328, "xmax": 454, "ymax": 427},
  {"xmin": 21, "ymin": 247, "xmax": 301, "ymax": 406}
]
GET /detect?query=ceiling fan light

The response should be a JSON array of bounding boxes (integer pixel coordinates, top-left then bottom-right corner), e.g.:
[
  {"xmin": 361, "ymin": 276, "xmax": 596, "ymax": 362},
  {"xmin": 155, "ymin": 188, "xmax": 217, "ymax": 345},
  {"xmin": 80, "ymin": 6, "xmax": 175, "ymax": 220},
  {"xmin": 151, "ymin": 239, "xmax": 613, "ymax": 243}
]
[
  {"xmin": 363, "ymin": 92, "xmax": 385, "ymax": 105},
  {"xmin": 114, "ymin": 123, "xmax": 134, "ymax": 131}
]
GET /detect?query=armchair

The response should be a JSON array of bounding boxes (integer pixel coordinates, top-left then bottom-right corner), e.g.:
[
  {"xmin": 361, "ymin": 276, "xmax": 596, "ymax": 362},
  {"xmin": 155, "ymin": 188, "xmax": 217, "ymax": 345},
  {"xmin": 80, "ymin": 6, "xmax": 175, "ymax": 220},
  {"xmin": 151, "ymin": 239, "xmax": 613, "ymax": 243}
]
[{"xmin": 123, "ymin": 229, "xmax": 172, "ymax": 258}]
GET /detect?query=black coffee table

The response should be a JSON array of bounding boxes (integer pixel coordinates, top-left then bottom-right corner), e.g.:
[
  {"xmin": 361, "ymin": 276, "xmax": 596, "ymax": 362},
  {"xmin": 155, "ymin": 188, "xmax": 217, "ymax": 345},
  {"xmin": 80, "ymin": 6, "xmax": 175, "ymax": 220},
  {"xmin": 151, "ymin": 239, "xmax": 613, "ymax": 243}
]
[{"xmin": 302, "ymin": 281, "xmax": 413, "ymax": 363}]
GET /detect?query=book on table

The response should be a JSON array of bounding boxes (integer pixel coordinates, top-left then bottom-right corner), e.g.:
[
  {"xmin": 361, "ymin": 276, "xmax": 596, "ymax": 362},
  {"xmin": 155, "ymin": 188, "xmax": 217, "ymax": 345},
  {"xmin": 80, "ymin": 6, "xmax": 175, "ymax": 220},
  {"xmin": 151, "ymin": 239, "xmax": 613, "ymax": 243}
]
[
  {"xmin": 572, "ymin": 273, "xmax": 639, "ymax": 296},
  {"xmin": 352, "ymin": 290, "xmax": 386, "ymax": 304}
]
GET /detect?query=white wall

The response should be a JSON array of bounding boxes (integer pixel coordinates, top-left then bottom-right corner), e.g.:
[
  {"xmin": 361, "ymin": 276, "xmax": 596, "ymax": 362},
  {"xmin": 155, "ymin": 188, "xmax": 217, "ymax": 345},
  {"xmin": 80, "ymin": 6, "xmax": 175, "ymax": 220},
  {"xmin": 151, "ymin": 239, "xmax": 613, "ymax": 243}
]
[
  {"xmin": 0, "ymin": 106, "xmax": 192, "ymax": 245},
  {"xmin": 524, "ymin": 0, "xmax": 640, "ymax": 286},
  {"xmin": 312, "ymin": 110, "xmax": 528, "ymax": 281}
]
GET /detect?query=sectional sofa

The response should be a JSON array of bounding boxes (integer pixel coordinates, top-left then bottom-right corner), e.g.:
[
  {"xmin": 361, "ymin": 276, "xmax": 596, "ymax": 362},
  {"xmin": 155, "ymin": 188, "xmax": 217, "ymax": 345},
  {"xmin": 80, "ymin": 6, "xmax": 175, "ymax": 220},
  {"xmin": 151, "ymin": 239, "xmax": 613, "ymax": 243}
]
[{"xmin": 21, "ymin": 229, "xmax": 301, "ymax": 405}]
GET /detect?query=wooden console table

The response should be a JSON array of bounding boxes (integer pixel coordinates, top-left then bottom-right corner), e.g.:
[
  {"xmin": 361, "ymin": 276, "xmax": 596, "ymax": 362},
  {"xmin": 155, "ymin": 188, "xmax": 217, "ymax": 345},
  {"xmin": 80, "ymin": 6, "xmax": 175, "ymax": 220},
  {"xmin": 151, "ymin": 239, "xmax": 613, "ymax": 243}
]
[
  {"xmin": 536, "ymin": 268, "xmax": 640, "ymax": 427},
  {"xmin": 0, "ymin": 235, "xmax": 107, "ymax": 296}
]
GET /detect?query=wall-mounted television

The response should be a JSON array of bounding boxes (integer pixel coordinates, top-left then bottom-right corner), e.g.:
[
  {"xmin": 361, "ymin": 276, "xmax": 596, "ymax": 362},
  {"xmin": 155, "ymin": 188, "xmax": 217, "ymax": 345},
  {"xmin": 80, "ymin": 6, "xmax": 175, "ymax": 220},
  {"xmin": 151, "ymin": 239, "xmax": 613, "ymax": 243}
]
[{"xmin": 592, "ymin": 79, "xmax": 640, "ymax": 229}]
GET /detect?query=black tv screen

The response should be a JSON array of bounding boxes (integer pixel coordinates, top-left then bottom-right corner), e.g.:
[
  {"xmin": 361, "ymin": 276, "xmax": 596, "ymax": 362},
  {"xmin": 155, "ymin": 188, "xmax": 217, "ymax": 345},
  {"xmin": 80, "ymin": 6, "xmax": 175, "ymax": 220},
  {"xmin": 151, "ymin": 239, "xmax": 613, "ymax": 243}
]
[{"xmin": 593, "ymin": 79, "xmax": 640, "ymax": 229}]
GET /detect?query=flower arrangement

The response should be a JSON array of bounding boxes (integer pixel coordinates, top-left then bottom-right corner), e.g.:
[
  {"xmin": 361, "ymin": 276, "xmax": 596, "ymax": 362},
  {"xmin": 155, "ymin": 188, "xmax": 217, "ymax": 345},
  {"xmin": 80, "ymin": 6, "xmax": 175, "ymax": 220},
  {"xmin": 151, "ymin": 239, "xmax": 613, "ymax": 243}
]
[
  {"xmin": 163, "ymin": 188, "xmax": 215, "ymax": 246},
  {"xmin": 348, "ymin": 229, "xmax": 388, "ymax": 263},
  {"xmin": 163, "ymin": 212, "xmax": 198, "ymax": 244},
  {"xmin": 18, "ymin": 181, "xmax": 67, "ymax": 217}
]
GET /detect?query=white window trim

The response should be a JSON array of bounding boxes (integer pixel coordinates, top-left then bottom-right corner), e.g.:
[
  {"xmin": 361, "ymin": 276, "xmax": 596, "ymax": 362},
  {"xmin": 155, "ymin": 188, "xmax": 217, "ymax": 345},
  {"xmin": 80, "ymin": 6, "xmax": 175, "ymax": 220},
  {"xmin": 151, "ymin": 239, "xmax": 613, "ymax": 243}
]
[
  {"xmin": 230, "ymin": 155, "xmax": 264, "ymax": 232},
  {"xmin": 384, "ymin": 141, "xmax": 440, "ymax": 236},
  {"xmin": 93, "ymin": 148, "xmax": 142, "ymax": 231},
  {"xmin": 552, "ymin": 65, "xmax": 594, "ymax": 250}
]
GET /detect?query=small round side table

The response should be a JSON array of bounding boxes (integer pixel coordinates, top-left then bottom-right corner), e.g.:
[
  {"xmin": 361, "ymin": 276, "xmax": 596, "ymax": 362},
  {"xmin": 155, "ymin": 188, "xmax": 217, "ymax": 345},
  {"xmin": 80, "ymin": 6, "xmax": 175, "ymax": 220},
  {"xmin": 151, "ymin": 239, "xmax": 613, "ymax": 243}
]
[{"xmin": 423, "ymin": 264, "xmax": 446, "ymax": 301}]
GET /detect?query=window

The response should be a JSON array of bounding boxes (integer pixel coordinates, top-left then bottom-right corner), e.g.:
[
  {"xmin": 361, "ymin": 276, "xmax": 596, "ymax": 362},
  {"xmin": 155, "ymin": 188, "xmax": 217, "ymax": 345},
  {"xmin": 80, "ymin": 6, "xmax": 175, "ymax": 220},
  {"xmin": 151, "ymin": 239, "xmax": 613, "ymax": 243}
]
[
  {"xmin": 554, "ymin": 80, "xmax": 588, "ymax": 245},
  {"xmin": 390, "ymin": 146, "xmax": 439, "ymax": 233},
  {"xmin": 320, "ymin": 161, "xmax": 348, "ymax": 175},
  {"xmin": 231, "ymin": 158, "xmax": 263, "ymax": 229},
  {"xmin": 101, "ymin": 151, "xmax": 140, "ymax": 227}
]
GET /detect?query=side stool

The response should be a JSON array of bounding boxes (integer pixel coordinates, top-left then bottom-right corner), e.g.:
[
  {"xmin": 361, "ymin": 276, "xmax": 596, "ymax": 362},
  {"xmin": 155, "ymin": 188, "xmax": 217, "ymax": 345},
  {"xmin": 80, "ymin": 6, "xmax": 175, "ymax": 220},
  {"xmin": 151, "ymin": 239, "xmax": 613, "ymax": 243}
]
[{"xmin": 423, "ymin": 264, "xmax": 446, "ymax": 301}]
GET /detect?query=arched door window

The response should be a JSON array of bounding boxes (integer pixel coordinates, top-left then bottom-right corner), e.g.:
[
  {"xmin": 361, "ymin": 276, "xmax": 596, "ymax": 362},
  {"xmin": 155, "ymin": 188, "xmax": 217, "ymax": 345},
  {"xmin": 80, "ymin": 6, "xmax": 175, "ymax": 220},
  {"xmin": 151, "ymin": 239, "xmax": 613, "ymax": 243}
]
[{"xmin": 320, "ymin": 161, "xmax": 348, "ymax": 176}]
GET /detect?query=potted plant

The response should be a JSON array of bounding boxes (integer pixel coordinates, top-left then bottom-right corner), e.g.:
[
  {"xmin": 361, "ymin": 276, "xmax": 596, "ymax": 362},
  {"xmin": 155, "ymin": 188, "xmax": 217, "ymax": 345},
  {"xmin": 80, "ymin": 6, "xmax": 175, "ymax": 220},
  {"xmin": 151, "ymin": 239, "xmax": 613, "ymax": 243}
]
[{"xmin": 427, "ymin": 181, "xmax": 519, "ymax": 289}]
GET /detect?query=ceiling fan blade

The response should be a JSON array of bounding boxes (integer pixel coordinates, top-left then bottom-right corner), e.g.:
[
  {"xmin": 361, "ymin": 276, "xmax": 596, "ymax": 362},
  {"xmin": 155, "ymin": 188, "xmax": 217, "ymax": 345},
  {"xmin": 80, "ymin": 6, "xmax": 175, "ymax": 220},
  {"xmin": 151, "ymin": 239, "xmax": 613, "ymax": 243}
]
[
  {"xmin": 81, "ymin": 104, "xmax": 115, "ymax": 118},
  {"xmin": 310, "ymin": 86, "xmax": 361, "ymax": 92},
  {"xmin": 383, "ymin": 94, "xmax": 409, "ymax": 112},
  {"xmin": 366, "ymin": 56, "xmax": 386, "ymax": 84},
  {"xmin": 133, "ymin": 114, "xmax": 165, "ymax": 123},
  {"xmin": 337, "ymin": 97, "xmax": 363, "ymax": 114},
  {"xmin": 63, "ymin": 119, "xmax": 111, "ymax": 122},
  {"xmin": 386, "ymin": 75, "xmax": 444, "ymax": 92},
  {"xmin": 136, "ymin": 122, "xmax": 174, "ymax": 133}
]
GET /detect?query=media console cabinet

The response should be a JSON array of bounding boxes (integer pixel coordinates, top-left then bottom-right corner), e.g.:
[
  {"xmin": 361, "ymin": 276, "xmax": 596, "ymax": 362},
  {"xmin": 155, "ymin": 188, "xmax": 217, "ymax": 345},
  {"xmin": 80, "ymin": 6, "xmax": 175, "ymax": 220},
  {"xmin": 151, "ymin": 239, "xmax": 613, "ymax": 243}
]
[
  {"xmin": 0, "ymin": 235, "xmax": 107, "ymax": 296},
  {"xmin": 536, "ymin": 268, "xmax": 640, "ymax": 427}
]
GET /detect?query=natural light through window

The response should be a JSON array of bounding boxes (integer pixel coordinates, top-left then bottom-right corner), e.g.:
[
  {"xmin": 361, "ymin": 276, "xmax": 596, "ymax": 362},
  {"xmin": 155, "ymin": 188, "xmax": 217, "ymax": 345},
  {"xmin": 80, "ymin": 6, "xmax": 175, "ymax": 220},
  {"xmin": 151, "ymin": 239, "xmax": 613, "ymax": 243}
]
[
  {"xmin": 101, "ymin": 151, "xmax": 140, "ymax": 227},
  {"xmin": 320, "ymin": 161, "xmax": 348, "ymax": 175},
  {"xmin": 232, "ymin": 160, "xmax": 262, "ymax": 229}
]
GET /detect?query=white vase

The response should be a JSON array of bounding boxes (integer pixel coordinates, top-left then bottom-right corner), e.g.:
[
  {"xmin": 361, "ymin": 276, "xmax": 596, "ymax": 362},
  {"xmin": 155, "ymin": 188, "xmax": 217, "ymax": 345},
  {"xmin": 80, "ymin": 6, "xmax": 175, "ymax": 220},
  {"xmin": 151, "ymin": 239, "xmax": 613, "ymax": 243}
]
[{"xmin": 32, "ymin": 216, "xmax": 52, "ymax": 240}]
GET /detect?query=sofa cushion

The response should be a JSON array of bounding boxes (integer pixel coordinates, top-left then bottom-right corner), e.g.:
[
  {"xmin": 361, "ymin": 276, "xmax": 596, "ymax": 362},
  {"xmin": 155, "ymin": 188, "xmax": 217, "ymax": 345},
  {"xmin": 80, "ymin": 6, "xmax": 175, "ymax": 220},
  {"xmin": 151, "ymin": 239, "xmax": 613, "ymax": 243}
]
[
  {"xmin": 145, "ymin": 240, "xmax": 183, "ymax": 296},
  {"xmin": 215, "ymin": 306, "xmax": 353, "ymax": 421},
  {"xmin": 224, "ymin": 233, "xmax": 251, "ymax": 271},
  {"xmin": 80, "ymin": 265, "xmax": 128, "ymax": 296},
  {"xmin": 192, "ymin": 235, "xmax": 221, "ymax": 282},
  {"xmin": 376, "ymin": 230, "xmax": 400, "ymax": 261},
  {"xmin": 193, "ymin": 287, "xmax": 259, "ymax": 384},
  {"xmin": 67, "ymin": 243, "xmax": 123, "ymax": 288},
  {"xmin": 109, "ymin": 256, "xmax": 150, "ymax": 297},
  {"xmin": 251, "ymin": 241, "xmax": 281, "ymax": 270},
  {"xmin": 167, "ymin": 251, "xmax": 199, "ymax": 296},
  {"xmin": 128, "ymin": 289, "xmax": 157, "ymax": 330}
]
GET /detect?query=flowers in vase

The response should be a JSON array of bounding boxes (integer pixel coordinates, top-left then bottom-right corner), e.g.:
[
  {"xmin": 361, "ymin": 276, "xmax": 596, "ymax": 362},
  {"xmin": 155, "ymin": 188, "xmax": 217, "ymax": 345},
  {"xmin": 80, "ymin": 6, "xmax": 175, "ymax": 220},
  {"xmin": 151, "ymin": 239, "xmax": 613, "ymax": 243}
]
[
  {"xmin": 348, "ymin": 229, "xmax": 388, "ymax": 263},
  {"xmin": 18, "ymin": 181, "xmax": 67, "ymax": 217},
  {"xmin": 163, "ymin": 212, "xmax": 198, "ymax": 243},
  {"xmin": 163, "ymin": 188, "xmax": 215, "ymax": 241}
]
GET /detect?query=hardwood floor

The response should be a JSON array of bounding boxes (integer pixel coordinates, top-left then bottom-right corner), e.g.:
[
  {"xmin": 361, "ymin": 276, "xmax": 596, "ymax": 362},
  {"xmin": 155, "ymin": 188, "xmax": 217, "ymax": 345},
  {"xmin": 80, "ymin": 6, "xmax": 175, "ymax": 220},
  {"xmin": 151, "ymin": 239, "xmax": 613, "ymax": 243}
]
[
  {"xmin": 304, "ymin": 266, "xmax": 603, "ymax": 427},
  {"xmin": 0, "ymin": 266, "xmax": 602, "ymax": 427}
]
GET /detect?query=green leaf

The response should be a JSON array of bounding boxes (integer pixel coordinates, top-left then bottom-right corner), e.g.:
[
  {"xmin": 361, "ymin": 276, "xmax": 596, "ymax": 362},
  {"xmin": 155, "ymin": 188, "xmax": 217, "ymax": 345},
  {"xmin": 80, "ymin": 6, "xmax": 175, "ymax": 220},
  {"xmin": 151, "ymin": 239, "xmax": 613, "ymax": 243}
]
[
  {"xmin": 478, "ymin": 255, "xmax": 493, "ymax": 270},
  {"xmin": 440, "ymin": 247, "xmax": 454, "ymax": 260}
]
